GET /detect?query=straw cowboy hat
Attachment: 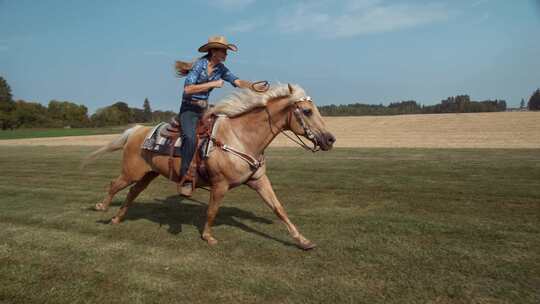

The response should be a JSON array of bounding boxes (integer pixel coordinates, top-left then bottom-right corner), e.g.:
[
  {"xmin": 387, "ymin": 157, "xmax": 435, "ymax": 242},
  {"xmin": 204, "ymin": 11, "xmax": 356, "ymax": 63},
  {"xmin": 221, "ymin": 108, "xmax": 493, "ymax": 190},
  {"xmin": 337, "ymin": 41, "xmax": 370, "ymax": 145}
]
[{"xmin": 198, "ymin": 36, "xmax": 238, "ymax": 53}]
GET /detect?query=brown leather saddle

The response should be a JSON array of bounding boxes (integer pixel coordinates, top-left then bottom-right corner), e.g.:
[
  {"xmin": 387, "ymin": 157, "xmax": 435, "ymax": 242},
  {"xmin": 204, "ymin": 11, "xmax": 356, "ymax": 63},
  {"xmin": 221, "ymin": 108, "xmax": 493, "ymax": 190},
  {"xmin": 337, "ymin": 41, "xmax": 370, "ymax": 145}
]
[{"xmin": 160, "ymin": 116, "xmax": 182, "ymax": 139}]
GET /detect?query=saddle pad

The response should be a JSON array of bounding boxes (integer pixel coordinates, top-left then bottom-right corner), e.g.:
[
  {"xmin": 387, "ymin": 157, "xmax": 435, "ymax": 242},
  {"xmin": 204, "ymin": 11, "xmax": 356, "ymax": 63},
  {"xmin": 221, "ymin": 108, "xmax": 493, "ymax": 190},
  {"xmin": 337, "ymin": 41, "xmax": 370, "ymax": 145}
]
[{"xmin": 141, "ymin": 123, "xmax": 183, "ymax": 157}]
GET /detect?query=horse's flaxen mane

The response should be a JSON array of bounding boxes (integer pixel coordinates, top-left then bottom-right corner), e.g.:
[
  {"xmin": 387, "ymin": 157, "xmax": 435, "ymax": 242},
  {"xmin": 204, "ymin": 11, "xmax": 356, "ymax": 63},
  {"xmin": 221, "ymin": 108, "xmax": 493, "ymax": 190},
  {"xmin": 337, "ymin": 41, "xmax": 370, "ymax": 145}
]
[{"xmin": 208, "ymin": 83, "xmax": 307, "ymax": 117}]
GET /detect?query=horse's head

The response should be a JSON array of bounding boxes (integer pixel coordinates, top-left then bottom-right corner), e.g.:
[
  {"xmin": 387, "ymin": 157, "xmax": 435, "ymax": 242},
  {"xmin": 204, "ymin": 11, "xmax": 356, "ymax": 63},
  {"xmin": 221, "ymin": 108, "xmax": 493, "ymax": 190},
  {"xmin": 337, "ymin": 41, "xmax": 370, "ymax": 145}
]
[{"xmin": 285, "ymin": 84, "xmax": 335, "ymax": 151}]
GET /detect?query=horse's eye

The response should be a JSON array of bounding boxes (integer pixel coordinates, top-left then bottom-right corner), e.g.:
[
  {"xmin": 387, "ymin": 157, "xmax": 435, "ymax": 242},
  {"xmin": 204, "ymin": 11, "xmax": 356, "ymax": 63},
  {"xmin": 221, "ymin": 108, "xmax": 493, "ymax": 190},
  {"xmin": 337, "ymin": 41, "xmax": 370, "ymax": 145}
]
[{"xmin": 302, "ymin": 108, "xmax": 313, "ymax": 116}]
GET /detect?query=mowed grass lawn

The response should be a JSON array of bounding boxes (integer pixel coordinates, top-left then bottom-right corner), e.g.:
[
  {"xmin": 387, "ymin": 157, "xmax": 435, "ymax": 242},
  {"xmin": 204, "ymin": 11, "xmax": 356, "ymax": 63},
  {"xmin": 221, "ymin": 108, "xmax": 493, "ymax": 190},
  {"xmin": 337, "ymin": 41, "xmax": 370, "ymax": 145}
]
[{"xmin": 0, "ymin": 146, "xmax": 538, "ymax": 303}]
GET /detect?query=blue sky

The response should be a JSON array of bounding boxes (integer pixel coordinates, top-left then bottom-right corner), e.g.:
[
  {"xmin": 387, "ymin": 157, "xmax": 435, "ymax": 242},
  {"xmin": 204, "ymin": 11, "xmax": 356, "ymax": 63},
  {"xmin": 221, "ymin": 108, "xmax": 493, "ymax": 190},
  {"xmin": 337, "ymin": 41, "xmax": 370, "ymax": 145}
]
[{"xmin": 1, "ymin": 0, "xmax": 539, "ymax": 112}]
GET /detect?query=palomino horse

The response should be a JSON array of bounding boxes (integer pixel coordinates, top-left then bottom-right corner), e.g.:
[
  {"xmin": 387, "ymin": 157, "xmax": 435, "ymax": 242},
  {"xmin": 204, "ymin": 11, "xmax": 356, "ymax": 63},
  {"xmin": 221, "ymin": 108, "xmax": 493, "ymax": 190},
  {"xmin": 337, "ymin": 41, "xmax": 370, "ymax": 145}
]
[{"xmin": 85, "ymin": 84, "xmax": 335, "ymax": 249}]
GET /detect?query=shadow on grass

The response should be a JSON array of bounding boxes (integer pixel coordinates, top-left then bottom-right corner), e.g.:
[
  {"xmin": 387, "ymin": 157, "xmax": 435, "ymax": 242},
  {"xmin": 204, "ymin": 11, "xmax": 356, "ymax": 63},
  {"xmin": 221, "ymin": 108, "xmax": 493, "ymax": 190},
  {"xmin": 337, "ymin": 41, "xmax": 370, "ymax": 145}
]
[{"xmin": 97, "ymin": 195, "xmax": 297, "ymax": 248}]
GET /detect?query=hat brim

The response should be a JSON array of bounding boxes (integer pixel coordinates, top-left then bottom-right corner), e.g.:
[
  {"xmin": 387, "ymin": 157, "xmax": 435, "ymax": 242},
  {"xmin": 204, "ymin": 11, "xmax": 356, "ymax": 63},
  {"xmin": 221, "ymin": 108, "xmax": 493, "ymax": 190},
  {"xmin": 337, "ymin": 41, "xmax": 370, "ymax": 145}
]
[{"xmin": 198, "ymin": 42, "xmax": 238, "ymax": 53}]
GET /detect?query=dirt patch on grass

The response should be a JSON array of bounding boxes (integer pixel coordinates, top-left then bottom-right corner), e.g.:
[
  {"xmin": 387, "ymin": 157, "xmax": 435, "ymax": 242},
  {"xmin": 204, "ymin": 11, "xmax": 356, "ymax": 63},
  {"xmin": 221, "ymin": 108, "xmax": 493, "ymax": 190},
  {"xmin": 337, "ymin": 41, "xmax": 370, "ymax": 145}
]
[
  {"xmin": 0, "ymin": 134, "xmax": 120, "ymax": 146},
  {"xmin": 1, "ymin": 112, "xmax": 539, "ymax": 148}
]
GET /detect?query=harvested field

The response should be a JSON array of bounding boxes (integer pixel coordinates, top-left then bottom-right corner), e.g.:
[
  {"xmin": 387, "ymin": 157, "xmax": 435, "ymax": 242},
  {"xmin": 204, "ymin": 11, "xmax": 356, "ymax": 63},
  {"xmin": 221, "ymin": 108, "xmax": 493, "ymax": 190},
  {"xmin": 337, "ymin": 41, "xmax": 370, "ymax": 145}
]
[{"xmin": 1, "ymin": 112, "xmax": 538, "ymax": 148}]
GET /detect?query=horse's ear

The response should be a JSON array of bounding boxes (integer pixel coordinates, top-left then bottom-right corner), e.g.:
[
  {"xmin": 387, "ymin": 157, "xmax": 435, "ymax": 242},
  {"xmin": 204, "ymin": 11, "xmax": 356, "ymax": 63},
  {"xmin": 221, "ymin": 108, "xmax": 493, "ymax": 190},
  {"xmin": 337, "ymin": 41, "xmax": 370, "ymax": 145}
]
[{"xmin": 288, "ymin": 83, "xmax": 294, "ymax": 95}]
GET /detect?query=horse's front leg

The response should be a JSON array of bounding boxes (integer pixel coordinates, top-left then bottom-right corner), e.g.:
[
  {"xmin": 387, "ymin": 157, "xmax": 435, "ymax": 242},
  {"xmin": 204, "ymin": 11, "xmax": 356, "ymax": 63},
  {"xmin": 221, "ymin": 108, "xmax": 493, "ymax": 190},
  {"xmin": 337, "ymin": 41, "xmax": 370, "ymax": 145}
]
[
  {"xmin": 202, "ymin": 182, "xmax": 229, "ymax": 246},
  {"xmin": 247, "ymin": 175, "xmax": 316, "ymax": 250}
]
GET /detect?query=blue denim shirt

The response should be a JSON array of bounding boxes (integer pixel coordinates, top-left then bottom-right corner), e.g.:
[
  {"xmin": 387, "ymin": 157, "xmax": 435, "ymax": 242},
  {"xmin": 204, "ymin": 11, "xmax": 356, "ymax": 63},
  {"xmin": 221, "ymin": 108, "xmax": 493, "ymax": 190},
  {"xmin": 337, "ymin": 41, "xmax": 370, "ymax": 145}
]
[{"xmin": 182, "ymin": 57, "xmax": 238, "ymax": 101}]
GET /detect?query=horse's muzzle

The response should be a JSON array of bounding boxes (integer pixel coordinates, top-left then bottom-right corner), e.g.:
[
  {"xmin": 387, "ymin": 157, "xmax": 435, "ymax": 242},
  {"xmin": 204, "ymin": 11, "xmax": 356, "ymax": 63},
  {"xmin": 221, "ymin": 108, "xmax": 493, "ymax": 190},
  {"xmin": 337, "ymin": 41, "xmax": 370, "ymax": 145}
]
[{"xmin": 318, "ymin": 132, "xmax": 336, "ymax": 151}]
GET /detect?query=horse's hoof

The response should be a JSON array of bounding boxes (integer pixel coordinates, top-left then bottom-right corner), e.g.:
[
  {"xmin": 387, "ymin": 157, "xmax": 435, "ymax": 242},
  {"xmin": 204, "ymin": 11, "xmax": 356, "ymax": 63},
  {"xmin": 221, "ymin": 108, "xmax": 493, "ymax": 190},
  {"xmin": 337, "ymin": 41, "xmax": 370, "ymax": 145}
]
[
  {"xmin": 298, "ymin": 240, "xmax": 317, "ymax": 251},
  {"xmin": 110, "ymin": 217, "xmax": 121, "ymax": 225},
  {"xmin": 94, "ymin": 203, "xmax": 107, "ymax": 211}
]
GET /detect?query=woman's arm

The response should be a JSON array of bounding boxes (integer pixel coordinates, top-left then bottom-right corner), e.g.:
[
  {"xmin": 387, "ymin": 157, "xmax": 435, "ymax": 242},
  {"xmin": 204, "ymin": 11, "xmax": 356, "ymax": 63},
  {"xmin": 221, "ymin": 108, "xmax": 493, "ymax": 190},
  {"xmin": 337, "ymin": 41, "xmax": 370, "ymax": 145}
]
[
  {"xmin": 183, "ymin": 59, "xmax": 223, "ymax": 95},
  {"xmin": 184, "ymin": 80, "xmax": 223, "ymax": 95}
]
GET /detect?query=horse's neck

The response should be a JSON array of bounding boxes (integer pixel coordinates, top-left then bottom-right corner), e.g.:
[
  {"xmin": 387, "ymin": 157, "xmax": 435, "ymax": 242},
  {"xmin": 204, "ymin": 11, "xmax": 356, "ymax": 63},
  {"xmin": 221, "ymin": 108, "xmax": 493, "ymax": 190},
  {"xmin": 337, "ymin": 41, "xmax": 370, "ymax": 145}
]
[{"xmin": 227, "ymin": 99, "xmax": 290, "ymax": 156}]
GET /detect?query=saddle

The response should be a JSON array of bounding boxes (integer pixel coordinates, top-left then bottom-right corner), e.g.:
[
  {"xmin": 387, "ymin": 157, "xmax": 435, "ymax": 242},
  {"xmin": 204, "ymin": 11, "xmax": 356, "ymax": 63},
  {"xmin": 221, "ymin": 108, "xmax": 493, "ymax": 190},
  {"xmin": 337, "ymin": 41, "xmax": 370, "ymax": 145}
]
[
  {"xmin": 141, "ymin": 114, "xmax": 217, "ymax": 195},
  {"xmin": 160, "ymin": 116, "xmax": 181, "ymax": 139}
]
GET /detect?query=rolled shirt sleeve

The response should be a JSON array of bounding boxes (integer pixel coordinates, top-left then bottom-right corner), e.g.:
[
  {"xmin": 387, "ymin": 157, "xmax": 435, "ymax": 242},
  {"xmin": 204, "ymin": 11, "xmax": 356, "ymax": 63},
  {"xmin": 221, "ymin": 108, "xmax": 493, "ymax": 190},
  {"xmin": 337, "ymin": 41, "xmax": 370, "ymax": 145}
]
[{"xmin": 221, "ymin": 66, "xmax": 239, "ymax": 87}]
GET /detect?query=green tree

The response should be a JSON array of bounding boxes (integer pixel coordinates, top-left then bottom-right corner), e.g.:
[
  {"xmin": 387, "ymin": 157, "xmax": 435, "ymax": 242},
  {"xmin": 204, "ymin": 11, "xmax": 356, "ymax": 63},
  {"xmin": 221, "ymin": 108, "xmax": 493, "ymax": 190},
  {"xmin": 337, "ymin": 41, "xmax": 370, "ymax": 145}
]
[
  {"xmin": 151, "ymin": 110, "xmax": 177, "ymax": 122},
  {"xmin": 496, "ymin": 100, "xmax": 507, "ymax": 112},
  {"xmin": 12, "ymin": 100, "xmax": 51, "ymax": 128},
  {"xmin": 90, "ymin": 101, "xmax": 131, "ymax": 126},
  {"xmin": 0, "ymin": 76, "xmax": 16, "ymax": 130},
  {"xmin": 132, "ymin": 108, "xmax": 146, "ymax": 123},
  {"xmin": 520, "ymin": 98, "xmax": 526, "ymax": 110},
  {"xmin": 528, "ymin": 89, "xmax": 540, "ymax": 111},
  {"xmin": 111, "ymin": 101, "xmax": 132, "ymax": 123},
  {"xmin": 48, "ymin": 100, "xmax": 90, "ymax": 127},
  {"xmin": 143, "ymin": 98, "xmax": 152, "ymax": 122}
]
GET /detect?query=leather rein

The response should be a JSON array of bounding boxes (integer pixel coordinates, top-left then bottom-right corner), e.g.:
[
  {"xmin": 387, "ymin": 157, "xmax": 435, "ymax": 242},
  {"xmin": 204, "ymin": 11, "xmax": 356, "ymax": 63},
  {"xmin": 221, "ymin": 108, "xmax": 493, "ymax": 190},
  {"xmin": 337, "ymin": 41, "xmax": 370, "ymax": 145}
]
[{"xmin": 250, "ymin": 80, "xmax": 270, "ymax": 93}]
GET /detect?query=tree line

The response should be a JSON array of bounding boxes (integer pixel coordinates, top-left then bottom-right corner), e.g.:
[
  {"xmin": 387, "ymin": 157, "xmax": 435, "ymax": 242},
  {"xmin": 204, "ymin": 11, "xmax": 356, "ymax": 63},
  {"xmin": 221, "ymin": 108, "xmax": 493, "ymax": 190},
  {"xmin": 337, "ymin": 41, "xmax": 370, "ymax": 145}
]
[
  {"xmin": 318, "ymin": 95, "xmax": 512, "ymax": 116},
  {"xmin": 0, "ymin": 77, "xmax": 176, "ymax": 130},
  {"xmin": 319, "ymin": 90, "xmax": 540, "ymax": 116}
]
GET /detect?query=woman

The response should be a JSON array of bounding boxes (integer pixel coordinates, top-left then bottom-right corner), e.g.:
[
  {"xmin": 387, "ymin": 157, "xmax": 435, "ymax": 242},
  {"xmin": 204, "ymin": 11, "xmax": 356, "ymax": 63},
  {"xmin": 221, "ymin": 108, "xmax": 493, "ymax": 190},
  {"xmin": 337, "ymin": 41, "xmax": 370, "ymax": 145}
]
[{"xmin": 177, "ymin": 36, "xmax": 252, "ymax": 196}]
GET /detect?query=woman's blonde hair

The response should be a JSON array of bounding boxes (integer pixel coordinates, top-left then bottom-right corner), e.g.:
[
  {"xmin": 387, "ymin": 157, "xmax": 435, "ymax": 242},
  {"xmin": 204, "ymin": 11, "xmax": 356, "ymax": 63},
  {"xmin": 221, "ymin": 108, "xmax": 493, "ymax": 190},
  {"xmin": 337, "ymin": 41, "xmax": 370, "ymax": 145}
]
[
  {"xmin": 174, "ymin": 51, "xmax": 214, "ymax": 77},
  {"xmin": 174, "ymin": 60, "xmax": 194, "ymax": 77}
]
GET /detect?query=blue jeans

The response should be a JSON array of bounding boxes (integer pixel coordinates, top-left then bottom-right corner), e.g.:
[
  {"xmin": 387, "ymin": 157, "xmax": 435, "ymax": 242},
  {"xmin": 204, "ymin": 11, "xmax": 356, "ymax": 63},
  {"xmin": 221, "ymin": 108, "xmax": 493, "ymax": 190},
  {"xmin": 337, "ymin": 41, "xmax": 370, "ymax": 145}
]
[{"xmin": 178, "ymin": 110, "xmax": 202, "ymax": 178}]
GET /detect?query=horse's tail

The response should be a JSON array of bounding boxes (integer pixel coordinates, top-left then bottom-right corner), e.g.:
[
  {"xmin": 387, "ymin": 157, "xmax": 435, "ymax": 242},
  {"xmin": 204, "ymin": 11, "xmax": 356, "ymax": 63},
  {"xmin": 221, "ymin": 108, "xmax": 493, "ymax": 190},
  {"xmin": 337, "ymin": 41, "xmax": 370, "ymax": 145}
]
[{"xmin": 80, "ymin": 125, "xmax": 143, "ymax": 169}]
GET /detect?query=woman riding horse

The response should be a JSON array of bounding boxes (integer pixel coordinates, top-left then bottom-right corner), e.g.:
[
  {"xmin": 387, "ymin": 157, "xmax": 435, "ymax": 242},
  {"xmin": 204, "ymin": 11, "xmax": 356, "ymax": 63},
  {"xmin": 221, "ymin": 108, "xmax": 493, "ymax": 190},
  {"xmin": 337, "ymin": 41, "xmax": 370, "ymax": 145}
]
[
  {"xmin": 86, "ymin": 36, "xmax": 336, "ymax": 249},
  {"xmin": 177, "ymin": 36, "xmax": 253, "ymax": 196}
]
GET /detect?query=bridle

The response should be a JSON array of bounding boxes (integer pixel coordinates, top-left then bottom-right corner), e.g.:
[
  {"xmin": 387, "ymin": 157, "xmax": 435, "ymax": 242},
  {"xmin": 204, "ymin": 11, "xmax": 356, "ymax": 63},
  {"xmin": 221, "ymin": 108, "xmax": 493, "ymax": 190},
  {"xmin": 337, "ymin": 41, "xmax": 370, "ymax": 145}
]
[{"xmin": 265, "ymin": 96, "xmax": 320, "ymax": 152}]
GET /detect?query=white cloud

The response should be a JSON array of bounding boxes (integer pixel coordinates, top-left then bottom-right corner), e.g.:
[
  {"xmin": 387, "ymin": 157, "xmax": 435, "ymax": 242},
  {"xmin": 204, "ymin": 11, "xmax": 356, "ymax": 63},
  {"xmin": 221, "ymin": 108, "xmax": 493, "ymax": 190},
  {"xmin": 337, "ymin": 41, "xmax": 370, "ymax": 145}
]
[
  {"xmin": 472, "ymin": 0, "xmax": 489, "ymax": 7},
  {"xmin": 226, "ymin": 19, "xmax": 264, "ymax": 33},
  {"xmin": 345, "ymin": 0, "xmax": 383, "ymax": 11},
  {"xmin": 211, "ymin": 0, "xmax": 256, "ymax": 10},
  {"xmin": 277, "ymin": 1, "xmax": 451, "ymax": 38},
  {"xmin": 277, "ymin": 1, "xmax": 334, "ymax": 33}
]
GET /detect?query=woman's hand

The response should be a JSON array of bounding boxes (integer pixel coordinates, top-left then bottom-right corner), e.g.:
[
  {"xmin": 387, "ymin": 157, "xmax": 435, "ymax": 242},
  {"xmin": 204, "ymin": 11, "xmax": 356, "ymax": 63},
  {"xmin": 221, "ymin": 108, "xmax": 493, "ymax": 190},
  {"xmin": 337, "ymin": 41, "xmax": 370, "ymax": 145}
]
[{"xmin": 212, "ymin": 80, "xmax": 224, "ymax": 88}]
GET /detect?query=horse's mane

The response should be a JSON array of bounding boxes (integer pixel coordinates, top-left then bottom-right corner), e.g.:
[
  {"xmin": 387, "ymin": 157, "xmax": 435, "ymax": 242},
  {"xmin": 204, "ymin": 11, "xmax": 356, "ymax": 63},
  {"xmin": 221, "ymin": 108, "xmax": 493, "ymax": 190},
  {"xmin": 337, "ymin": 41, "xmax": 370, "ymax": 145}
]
[{"xmin": 208, "ymin": 83, "xmax": 306, "ymax": 117}]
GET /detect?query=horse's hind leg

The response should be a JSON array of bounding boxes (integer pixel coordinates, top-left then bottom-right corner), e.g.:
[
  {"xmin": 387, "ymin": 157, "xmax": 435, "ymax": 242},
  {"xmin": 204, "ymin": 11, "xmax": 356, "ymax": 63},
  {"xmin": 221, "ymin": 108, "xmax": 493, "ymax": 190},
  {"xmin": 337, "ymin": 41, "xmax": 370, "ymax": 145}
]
[
  {"xmin": 95, "ymin": 175, "xmax": 133, "ymax": 211},
  {"xmin": 111, "ymin": 171, "xmax": 159, "ymax": 224}
]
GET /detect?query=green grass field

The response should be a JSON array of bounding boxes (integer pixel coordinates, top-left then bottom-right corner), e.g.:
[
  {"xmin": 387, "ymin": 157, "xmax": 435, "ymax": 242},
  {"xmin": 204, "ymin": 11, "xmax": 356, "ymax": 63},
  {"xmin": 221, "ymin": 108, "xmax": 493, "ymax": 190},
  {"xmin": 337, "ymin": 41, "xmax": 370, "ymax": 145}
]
[
  {"xmin": 0, "ymin": 147, "xmax": 538, "ymax": 303},
  {"xmin": 0, "ymin": 126, "xmax": 130, "ymax": 140}
]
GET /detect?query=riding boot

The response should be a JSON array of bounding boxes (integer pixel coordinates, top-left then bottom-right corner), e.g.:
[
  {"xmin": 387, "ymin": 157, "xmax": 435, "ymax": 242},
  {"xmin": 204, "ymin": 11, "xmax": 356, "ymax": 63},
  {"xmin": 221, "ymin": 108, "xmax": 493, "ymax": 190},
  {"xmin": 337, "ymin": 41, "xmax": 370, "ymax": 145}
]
[{"xmin": 179, "ymin": 182, "xmax": 193, "ymax": 197}]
